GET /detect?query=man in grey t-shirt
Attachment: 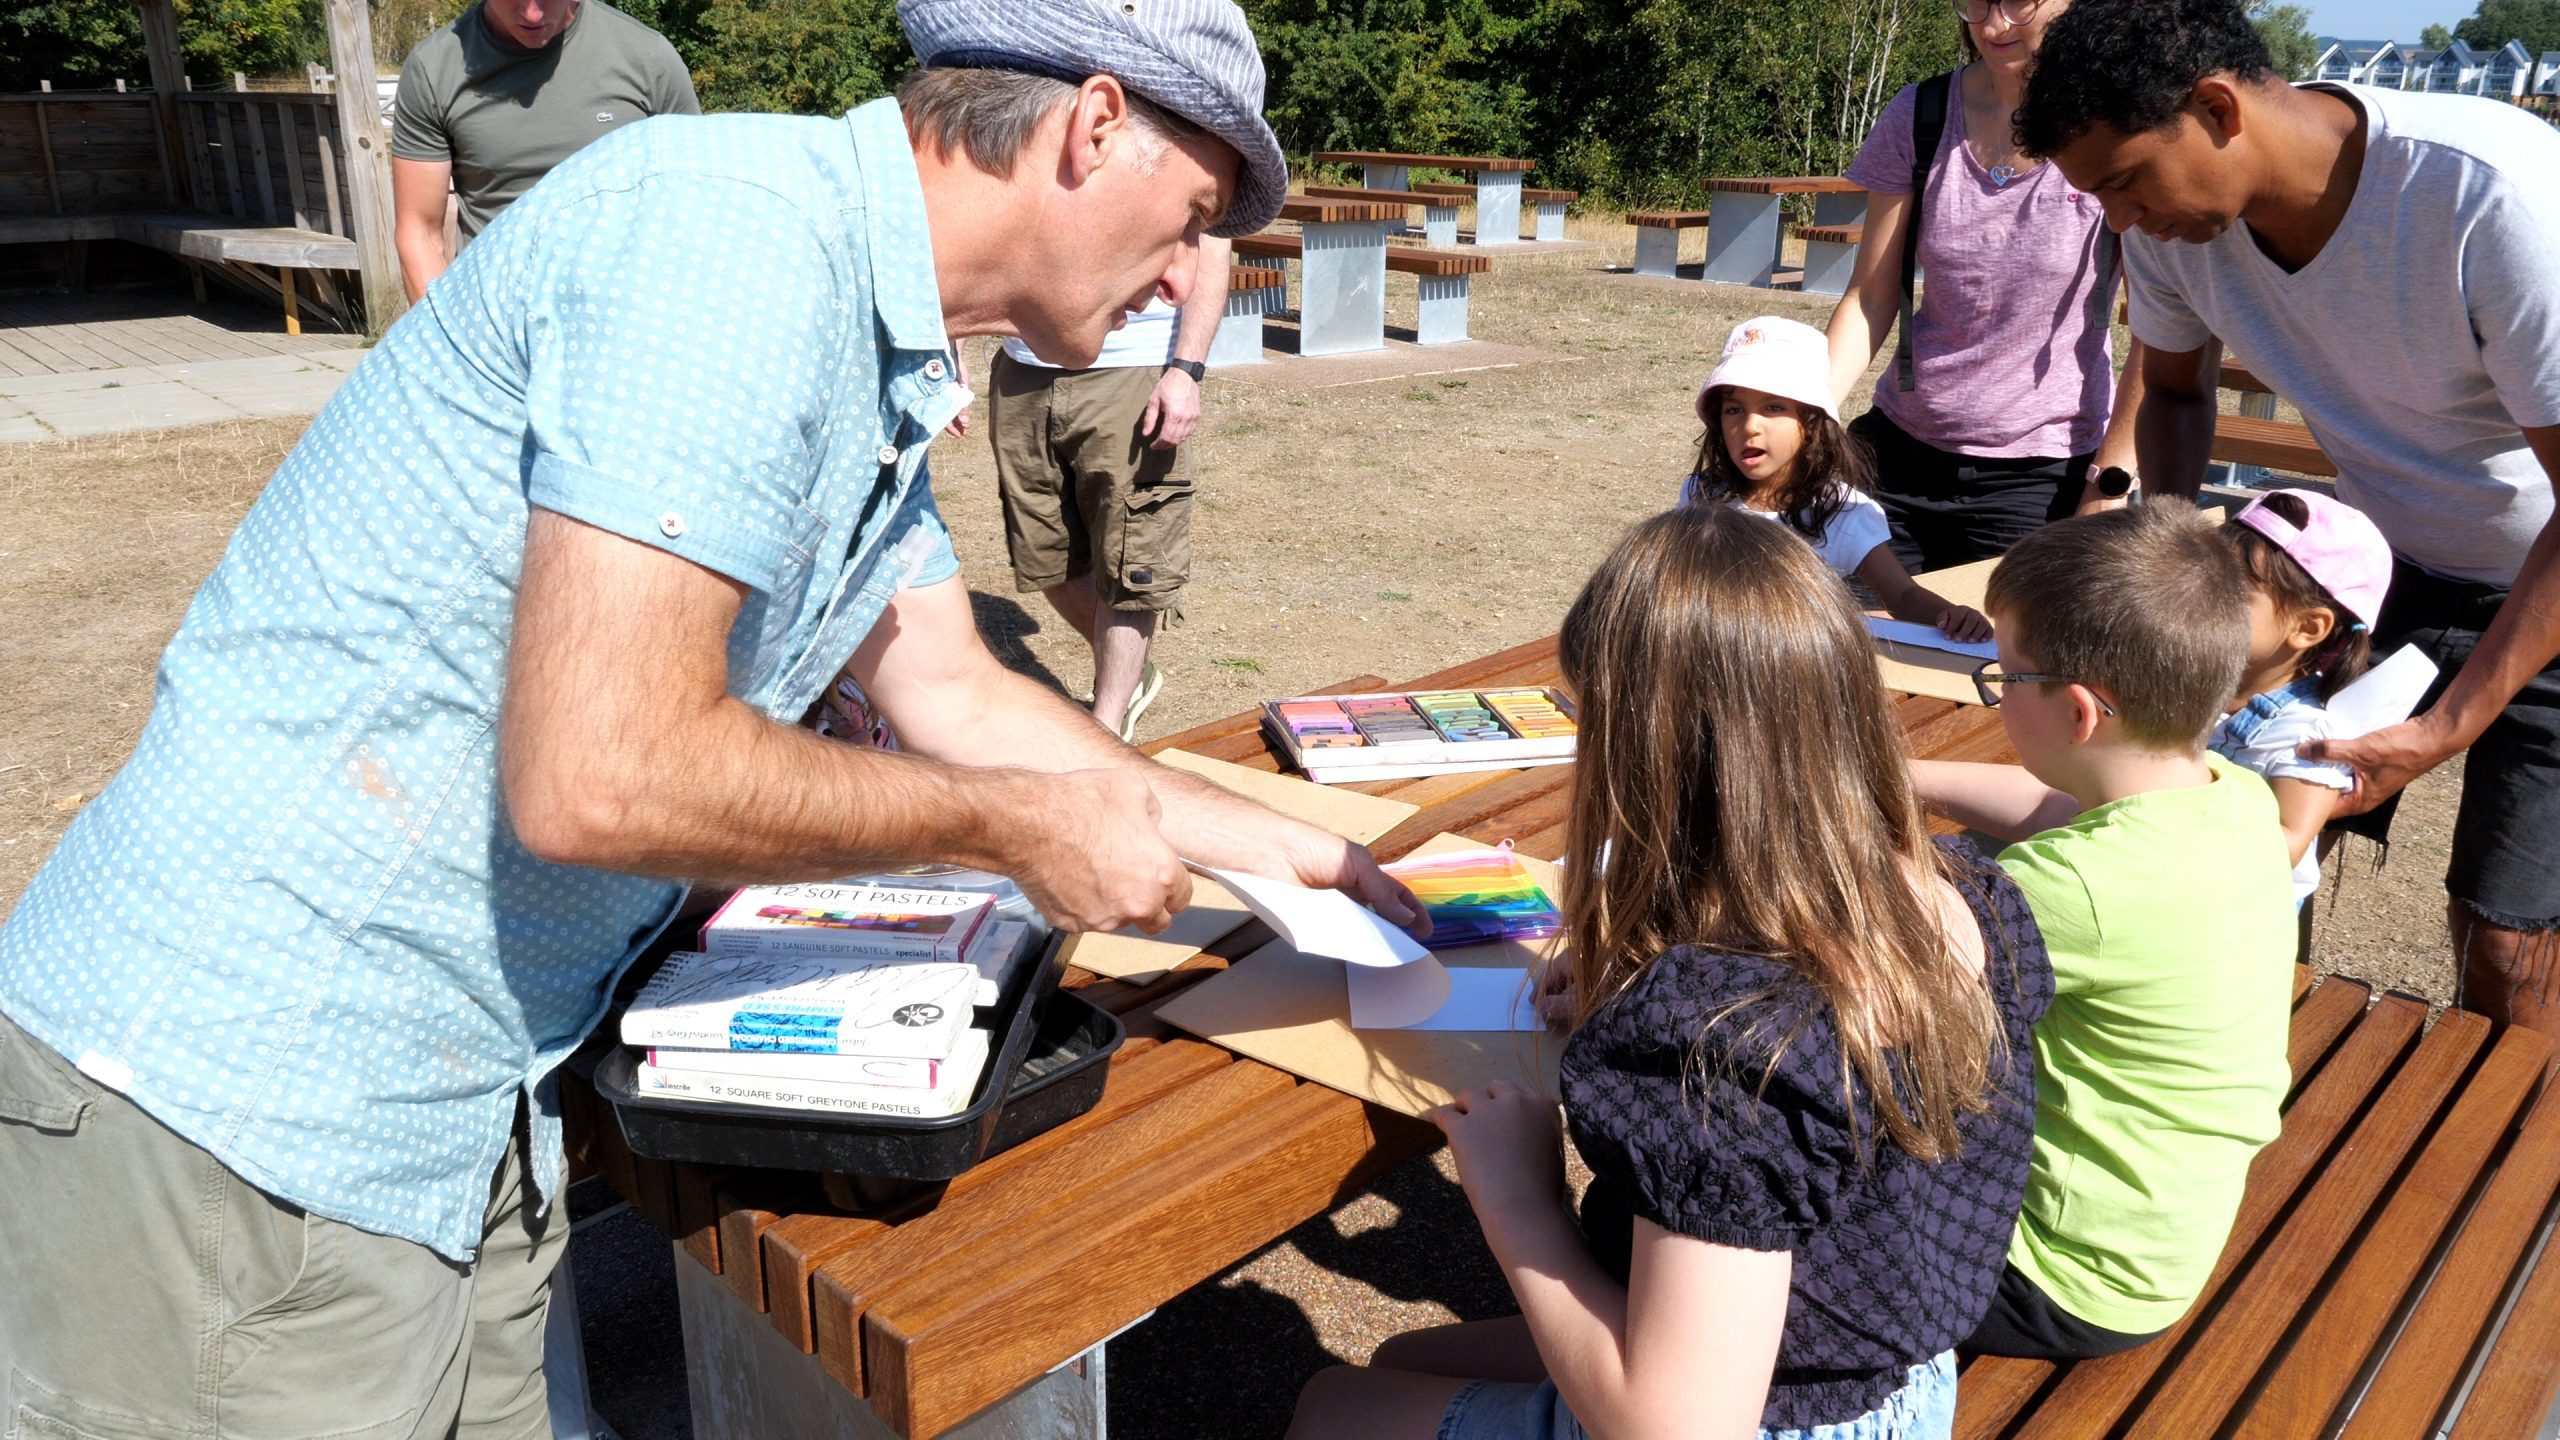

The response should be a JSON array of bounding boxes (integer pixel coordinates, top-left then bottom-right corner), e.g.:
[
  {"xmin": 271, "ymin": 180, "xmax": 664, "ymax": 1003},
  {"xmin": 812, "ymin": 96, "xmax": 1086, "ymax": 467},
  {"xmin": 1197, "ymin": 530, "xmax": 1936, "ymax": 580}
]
[
  {"xmin": 390, "ymin": 0, "xmax": 698, "ymax": 300},
  {"xmin": 2019, "ymin": 0, "xmax": 2560, "ymax": 1032}
]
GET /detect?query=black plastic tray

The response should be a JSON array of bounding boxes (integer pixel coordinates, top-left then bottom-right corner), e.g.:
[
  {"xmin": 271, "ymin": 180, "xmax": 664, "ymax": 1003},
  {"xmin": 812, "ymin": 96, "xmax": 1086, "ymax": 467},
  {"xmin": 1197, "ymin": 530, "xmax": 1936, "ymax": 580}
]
[{"xmin": 594, "ymin": 933, "xmax": 1123, "ymax": 1178}]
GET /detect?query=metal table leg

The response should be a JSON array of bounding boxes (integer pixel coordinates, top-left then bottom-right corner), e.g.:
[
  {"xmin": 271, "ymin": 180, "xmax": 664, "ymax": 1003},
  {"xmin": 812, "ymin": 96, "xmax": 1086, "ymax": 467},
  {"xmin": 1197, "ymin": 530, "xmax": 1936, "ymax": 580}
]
[
  {"xmin": 1702, "ymin": 188, "xmax": 1782, "ymax": 287},
  {"xmin": 1298, "ymin": 219, "xmax": 1388, "ymax": 356},
  {"xmin": 1471, "ymin": 171, "xmax": 1522, "ymax": 246}
]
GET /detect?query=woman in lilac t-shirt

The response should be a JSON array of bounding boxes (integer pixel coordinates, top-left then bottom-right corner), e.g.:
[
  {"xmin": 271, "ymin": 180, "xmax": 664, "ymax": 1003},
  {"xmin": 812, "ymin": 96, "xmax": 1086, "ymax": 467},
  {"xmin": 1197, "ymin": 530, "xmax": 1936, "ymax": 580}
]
[{"xmin": 1828, "ymin": 0, "xmax": 2144, "ymax": 571}]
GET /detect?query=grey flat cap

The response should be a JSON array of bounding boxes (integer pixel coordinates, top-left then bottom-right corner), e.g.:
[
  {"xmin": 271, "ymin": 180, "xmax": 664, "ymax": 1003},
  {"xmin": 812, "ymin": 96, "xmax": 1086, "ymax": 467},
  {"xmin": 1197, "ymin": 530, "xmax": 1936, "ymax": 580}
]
[{"xmin": 899, "ymin": 0, "xmax": 1286, "ymax": 236}]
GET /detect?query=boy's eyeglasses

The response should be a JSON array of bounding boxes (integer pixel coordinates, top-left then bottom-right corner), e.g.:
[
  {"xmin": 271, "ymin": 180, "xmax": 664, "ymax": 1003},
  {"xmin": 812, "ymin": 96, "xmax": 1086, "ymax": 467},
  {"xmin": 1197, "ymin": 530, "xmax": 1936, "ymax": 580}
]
[
  {"xmin": 1953, "ymin": 0, "xmax": 2046, "ymax": 24},
  {"xmin": 1972, "ymin": 661, "xmax": 2119, "ymax": 716}
]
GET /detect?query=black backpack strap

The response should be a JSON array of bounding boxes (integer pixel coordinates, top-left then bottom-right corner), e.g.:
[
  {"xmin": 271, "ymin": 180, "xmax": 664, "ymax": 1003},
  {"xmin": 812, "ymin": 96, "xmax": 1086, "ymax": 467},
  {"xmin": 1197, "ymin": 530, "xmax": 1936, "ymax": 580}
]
[{"xmin": 1895, "ymin": 69, "xmax": 1956, "ymax": 394}]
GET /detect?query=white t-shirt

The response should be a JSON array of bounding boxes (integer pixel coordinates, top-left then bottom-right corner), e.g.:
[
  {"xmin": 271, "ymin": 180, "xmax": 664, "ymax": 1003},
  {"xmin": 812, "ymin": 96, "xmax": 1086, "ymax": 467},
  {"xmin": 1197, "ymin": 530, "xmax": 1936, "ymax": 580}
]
[
  {"xmin": 1679, "ymin": 475, "xmax": 1893, "ymax": 577},
  {"xmin": 2123, "ymin": 84, "xmax": 2560, "ymax": 587},
  {"xmin": 1001, "ymin": 297, "xmax": 1179, "ymax": 370}
]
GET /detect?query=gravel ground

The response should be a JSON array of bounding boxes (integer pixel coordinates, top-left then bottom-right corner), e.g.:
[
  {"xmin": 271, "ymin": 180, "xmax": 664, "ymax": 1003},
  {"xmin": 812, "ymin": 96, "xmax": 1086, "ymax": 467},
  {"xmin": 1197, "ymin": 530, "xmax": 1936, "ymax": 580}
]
[{"xmin": 0, "ymin": 218, "xmax": 2477, "ymax": 1437}]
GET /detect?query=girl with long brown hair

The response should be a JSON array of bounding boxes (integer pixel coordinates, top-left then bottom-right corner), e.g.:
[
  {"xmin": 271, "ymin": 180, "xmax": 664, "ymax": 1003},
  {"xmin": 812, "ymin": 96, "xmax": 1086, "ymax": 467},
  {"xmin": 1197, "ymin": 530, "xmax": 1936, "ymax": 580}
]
[{"xmin": 1290, "ymin": 507, "xmax": 2051, "ymax": 1440}]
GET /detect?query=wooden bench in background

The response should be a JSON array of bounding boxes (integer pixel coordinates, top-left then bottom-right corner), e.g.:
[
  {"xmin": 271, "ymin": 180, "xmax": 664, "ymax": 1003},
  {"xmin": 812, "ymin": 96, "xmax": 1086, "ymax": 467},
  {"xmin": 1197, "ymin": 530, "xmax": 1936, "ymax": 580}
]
[
  {"xmin": 1314, "ymin": 150, "xmax": 1538, "ymax": 247},
  {"xmin": 1235, "ymin": 231, "xmax": 1492, "ymax": 347},
  {"xmin": 1208, "ymin": 263, "xmax": 1282, "ymax": 368},
  {"xmin": 1302, "ymin": 184, "xmax": 1465, "ymax": 247},
  {"xmin": 1408, "ymin": 179, "xmax": 1581, "ymax": 242},
  {"xmin": 1628, "ymin": 210, "xmax": 1712, "ymax": 278},
  {"xmin": 2214, "ymin": 358, "xmax": 2337, "ymax": 484},
  {"xmin": 1, "ymin": 81, "xmax": 395, "ymax": 334},
  {"xmin": 1702, "ymin": 176, "xmax": 1866, "ymax": 287},
  {"xmin": 1792, "ymin": 222, "xmax": 1864, "ymax": 297}
]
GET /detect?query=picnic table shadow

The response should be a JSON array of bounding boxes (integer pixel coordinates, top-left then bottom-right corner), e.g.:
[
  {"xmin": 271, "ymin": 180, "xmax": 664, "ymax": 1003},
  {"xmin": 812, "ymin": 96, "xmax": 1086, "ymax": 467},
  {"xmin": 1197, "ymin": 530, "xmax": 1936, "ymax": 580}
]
[{"xmin": 1106, "ymin": 1150, "xmax": 1519, "ymax": 1439}]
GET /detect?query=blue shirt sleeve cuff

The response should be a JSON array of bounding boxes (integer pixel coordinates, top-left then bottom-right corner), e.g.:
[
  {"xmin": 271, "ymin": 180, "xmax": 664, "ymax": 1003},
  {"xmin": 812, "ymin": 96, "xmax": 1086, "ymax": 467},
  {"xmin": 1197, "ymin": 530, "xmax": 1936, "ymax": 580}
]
[{"xmin": 527, "ymin": 450, "xmax": 804, "ymax": 593}]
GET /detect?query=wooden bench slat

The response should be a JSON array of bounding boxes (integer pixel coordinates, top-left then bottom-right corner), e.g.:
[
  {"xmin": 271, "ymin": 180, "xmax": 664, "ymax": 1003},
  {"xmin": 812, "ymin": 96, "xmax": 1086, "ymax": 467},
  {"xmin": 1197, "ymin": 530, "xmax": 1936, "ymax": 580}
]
[
  {"xmin": 1365, "ymin": 765, "xmax": 1576, "ymax": 862},
  {"xmin": 1225, "ymin": 265, "xmax": 1284, "ymax": 292},
  {"xmin": 1628, "ymin": 210, "xmax": 1712, "ymax": 228},
  {"xmin": 2213, "ymin": 414, "xmax": 2337, "ymax": 478},
  {"xmin": 2237, "ymin": 1023, "xmax": 2550, "ymax": 1439},
  {"xmin": 715, "ymin": 1172, "xmax": 825, "ymax": 1313},
  {"xmin": 1313, "ymin": 150, "xmax": 1535, "ymax": 171},
  {"xmin": 672, "ymin": 1162, "xmax": 738, "ymax": 1273},
  {"xmin": 2220, "ymin": 360, "xmax": 2275, "ymax": 396},
  {"xmin": 863, "ymin": 1080, "xmax": 1403, "ymax": 1439},
  {"xmin": 2120, "ymin": 1007, "xmax": 2490, "ymax": 1437},
  {"xmin": 1706, "ymin": 176, "xmax": 1863, "ymax": 195},
  {"xmin": 758, "ymin": 1036, "xmax": 1226, "ymax": 1355},
  {"xmin": 2445, "ymin": 1157, "xmax": 2560, "ymax": 1438},
  {"xmin": 1407, "ymin": 180, "xmax": 1578, "ymax": 203},
  {"xmin": 2340, "ymin": 1065, "xmax": 2560, "ymax": 1439},
  {"xmin": 810, "ymin": 1049, "xmax": 1286, "ymax": 1394},
  {"xmin": 1303, "ymin": 184, "xmax": 1461, "ymax": 209},
  {"xmin": 1962, "ymin": 982, "xmax": 2397, "ymax": 1440},
  {"xmin": 1795, "ymin": 224, "xmax": 1864, "ymax": 245},
  {"xmin": 1276, "ymin": 195, "xmax": 1406, "ymax": 225}
]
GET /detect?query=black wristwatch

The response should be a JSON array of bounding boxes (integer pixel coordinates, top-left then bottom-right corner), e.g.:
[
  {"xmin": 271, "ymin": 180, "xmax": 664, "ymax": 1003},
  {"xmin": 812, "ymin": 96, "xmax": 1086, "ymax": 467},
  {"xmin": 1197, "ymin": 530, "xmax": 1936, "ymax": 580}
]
[
  {"xmin": 1165, "ymin": 358, "xmax": 1206, "ymax": 383},
  {"xmin": 2093, "ymin": 465, "xmax": 2137, "ymax": 499}
]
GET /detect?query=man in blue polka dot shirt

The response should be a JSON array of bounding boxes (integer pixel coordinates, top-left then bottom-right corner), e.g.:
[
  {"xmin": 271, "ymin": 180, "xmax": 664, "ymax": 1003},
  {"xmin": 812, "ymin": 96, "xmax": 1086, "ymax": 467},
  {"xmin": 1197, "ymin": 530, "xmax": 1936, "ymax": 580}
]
[{"xmin": 0, "ymin": 3, "xmax": 1415, "ymax": 1431}]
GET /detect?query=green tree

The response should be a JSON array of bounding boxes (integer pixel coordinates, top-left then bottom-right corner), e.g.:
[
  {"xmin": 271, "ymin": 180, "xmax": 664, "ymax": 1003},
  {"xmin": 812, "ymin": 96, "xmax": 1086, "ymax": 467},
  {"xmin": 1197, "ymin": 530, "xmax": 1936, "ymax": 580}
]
[
  {"xmin": 2, "ymin": 0, "xmax": 326, "ymax": 91},
  {"xmin": 2455, "ymin": 0, "xmax": 2560, "ymax": 56},
  {"xmin": 2422, "ymin": 22, "xmax": 2454, "ymax": 48},
  {"xmin": 2248, "ymin": 0, "xmax": 2320, "ymax": 79}
]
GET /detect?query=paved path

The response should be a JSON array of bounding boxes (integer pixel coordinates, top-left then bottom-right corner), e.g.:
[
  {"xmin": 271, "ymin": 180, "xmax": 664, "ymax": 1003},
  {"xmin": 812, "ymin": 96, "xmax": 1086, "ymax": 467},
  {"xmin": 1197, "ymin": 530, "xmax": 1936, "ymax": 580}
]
[{"xmin": 0, "ymin": 349, "xmax": 363, "ymax": 441}]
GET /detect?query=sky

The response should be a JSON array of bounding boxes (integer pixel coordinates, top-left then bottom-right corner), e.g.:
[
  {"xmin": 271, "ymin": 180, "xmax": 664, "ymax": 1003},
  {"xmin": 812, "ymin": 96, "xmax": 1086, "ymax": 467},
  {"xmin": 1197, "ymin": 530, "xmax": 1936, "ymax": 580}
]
[{"xmin": 2301, "ymin": 1, "xmax": 2472, "ymax": 41}]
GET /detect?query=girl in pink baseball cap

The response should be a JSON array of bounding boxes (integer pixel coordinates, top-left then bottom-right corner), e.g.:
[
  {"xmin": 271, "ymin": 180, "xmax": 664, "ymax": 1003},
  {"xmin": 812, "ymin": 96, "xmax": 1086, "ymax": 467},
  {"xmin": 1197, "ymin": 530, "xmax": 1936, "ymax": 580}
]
[
  {"xmin": 1682, "ymin": 316, "xmax": 1990, "ymax": 642},
  {"xmin": 2211, "ymin": 488, "xmax": 2396, "ymax": 906}
]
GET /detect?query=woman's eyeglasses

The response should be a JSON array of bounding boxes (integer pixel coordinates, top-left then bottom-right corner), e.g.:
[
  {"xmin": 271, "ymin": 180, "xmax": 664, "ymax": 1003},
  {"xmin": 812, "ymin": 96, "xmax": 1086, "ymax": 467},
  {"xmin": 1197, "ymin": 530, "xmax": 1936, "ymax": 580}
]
[
  {"xmin": 1972, "ymin": 661, "xmax": 2119, "ymax": 716},
  {"xmin": 1953, "ymin": 0, "xmax": 2047, "ymax": 25}
]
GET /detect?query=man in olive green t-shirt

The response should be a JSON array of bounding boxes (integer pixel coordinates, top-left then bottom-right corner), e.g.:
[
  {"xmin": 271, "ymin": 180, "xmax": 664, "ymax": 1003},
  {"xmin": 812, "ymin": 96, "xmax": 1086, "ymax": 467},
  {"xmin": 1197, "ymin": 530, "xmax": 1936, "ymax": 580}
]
[{"xmin": 390, "ymin": 0, "xmax": 698, "ymax": 300}]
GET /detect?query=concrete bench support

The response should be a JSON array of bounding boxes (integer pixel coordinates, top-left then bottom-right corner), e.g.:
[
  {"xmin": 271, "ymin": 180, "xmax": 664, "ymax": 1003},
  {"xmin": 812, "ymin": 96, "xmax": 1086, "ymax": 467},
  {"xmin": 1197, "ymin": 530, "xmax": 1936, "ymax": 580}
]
[
  {"xmin": 1209, "ymin": 287, "xmax": 1270, "ymax": 367},
  {"xmin": 1799, "ymin": 236, "xmax": 1858, "ymax": 295},
  {"xmin": 1421, "ymin": 202, "xmax": 1460, "ymax": 249},
  {"xmin": 1533, "ymin": 200, "xmax": 1568, "ymax": 243},
  {"xmin": 1299, "ymin": 219, "xmax": 1389, "ymax": 357},
  {"xmin": 1471, "ymin": 171, "xmax": 1522, "ymax": 247},
  {"xmin": 1414, "ymin": 272, "xmax": 1471, "ymax": 346},
  {"xmin": 1360, "ymin": 163, "xmax": 1411, "ymax": 235},
  {"xmin": 1238, "ymin": 254, "xmax": 1288, "ymax": 314},
  {"xmin": 1702, "ymin": 191, "xmax": 1784, "ymax": 286}
]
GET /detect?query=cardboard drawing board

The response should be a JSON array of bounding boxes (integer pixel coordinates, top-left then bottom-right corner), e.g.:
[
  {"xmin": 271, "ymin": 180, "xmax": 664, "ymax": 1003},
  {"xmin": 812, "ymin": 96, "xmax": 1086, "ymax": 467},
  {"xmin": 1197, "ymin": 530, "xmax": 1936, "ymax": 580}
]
[
  {"xmin": 1151, "ymin": 749, "xmax": 1419, "ymax": 843},
  {"xmin": 1063, "ymin": 749, "xmax": 1422, "ymax": 982},
  {"xmin": 1871, "ymin": 557, "xmax": 1997, "ymax": 706},
  {"xmin": 1156, "ymin": 834, "xmax": 1568, "ymax": 1117}
]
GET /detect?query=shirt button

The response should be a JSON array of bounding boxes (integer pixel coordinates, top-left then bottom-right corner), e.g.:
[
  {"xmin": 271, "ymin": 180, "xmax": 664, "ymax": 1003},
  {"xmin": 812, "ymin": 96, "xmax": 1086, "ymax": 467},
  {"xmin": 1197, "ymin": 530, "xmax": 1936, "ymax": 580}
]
[
  {"xmin": 878, "ymin": 445, "xmax": 901, "ymax": 465},
  {"xmin": 923, "ymin": 358, "xmax": 947, "ymax": 381},
  {"xmin": 658, "ymin": 511, "xmax": 686, "ymax": 538}
]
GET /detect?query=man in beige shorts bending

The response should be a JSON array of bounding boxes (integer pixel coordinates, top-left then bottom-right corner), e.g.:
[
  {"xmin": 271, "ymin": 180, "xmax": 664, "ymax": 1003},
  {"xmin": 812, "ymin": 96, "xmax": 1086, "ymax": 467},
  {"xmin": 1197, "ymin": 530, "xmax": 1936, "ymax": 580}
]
[{"xmin": 990, "ymin": 234, "xmax": 1232, "ymax": 740}]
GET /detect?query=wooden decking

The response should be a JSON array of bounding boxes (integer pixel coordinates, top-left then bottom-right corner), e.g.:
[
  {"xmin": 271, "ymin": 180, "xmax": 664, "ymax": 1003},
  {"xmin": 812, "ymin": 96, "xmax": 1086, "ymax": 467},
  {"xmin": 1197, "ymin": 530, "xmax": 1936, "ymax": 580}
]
[{"xmin": 0, "ymin": 289, "xmax": 357, "ymax": 376}]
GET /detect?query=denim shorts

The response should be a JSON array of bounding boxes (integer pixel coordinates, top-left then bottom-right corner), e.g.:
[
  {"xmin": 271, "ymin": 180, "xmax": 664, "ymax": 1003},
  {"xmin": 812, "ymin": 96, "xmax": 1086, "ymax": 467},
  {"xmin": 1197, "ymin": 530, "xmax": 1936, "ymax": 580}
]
[
  {"xmin": 2332, "ymin": 558, "xmax": 2560, "ymax": 932},
  {"xmin": 1436, "ymin": 1351, "xmax": 1960, "ymax": 1440}
]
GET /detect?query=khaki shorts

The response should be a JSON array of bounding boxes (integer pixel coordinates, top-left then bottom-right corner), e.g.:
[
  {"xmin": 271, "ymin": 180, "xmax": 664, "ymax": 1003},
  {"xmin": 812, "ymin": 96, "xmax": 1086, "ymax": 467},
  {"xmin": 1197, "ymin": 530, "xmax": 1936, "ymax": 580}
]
[
  {"xmin": 988, "ymin": 349, "xmax": 1195, "ymax": 613},
  {"xmin": 0, "ymin": 1010, "xmax": 566, "ymax": 1440}
]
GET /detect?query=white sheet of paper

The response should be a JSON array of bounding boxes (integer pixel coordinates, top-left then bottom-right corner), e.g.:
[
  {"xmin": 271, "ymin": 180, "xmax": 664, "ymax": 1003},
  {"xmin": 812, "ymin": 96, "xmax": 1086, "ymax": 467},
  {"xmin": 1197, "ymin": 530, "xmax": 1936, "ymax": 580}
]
[
  {"xmin": 2326, "ymin": 645, "xmax": 2440, "ymax": 739},
  {"xmin": 1344, "ymin": 955, "xmax": 1454, "ymax": 1028},
  {"xmin": 1864, "ymin": 615, "xmax": 1999, "ymax": 662},
  {"xmin": 1352, "ymin": 965, "xmax": 1540, "ymax": 1032},
  {"xmin": 1187, "ymin": 861, "xmax": 1430, "ymax": 969}
]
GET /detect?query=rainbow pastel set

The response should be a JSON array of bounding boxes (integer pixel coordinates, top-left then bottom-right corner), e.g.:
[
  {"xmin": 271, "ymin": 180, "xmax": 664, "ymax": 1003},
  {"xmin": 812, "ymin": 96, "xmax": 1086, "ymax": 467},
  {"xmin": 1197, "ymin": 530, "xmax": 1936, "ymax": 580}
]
[{"xmin": 1262, "ymin": 686, "xmax": 1578, "ymax": 782}]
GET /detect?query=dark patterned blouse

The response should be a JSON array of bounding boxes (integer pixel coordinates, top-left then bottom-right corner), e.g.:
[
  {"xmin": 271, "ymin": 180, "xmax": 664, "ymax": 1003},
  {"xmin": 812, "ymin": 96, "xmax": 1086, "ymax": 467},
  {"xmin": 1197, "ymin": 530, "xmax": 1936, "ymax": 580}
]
[{"xmin": 1564, "ymin": 839, "xmax": 2053, "ymax": 1430}]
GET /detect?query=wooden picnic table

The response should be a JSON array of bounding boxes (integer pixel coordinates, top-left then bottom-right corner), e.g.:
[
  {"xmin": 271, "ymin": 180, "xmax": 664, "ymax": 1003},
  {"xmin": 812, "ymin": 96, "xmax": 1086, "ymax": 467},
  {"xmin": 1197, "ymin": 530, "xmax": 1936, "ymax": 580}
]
[
  {"xmin": 1701, "ymin": 175, "xmax": 1868, "ymax": 288},
  {"xmin": 570, "ymin": 633, "xmax": 2560, "ymax": 1439},
  {"xmin": 1315, "ymin": 149, "xmax": 1538, "ymax": 247}
]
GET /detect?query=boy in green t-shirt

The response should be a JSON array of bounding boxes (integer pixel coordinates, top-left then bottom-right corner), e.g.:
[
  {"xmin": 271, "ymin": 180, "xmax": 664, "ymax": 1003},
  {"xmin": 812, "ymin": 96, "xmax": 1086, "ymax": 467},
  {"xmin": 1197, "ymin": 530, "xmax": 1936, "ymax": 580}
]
[{"xmin": 1915, "ymin": 501, "xmax": 2297, "ymax": 1359}]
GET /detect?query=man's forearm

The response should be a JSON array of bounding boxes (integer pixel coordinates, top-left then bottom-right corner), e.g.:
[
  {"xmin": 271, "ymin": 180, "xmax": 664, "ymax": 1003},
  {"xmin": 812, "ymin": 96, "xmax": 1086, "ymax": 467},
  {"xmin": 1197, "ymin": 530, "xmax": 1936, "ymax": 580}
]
[
  {"xmin": 2133, "ymin": 386, "xmax": 2218, "ymax": 500},
  {"xmin": 396, "ymin": 224, "xmax": 447, "ymax": 303},
  {"xmin": 2092, "ymin": 338, "xmax": 2147, "ymax": 476},
  {"xmin": 1169, "ymin": 237, "xmax": 1232, "ymax": 364},
  {"xmin": 2426, "ymin": 517, "xmax": 2560, "ymax": 752}
]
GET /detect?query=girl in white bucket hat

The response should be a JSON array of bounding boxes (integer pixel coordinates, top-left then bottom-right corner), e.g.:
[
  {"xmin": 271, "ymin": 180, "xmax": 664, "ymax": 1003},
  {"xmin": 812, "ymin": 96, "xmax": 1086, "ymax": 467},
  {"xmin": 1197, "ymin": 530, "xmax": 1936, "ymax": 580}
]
[{"xmin": 1683, "ymin": 316, "xmax": 1991, "ymax": 642}]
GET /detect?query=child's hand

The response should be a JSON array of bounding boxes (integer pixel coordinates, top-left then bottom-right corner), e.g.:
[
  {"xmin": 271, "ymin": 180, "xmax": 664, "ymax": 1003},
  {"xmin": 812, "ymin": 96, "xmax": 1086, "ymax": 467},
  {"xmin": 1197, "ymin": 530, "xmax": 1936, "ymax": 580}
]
[
  {"xmin": 1429, "ymin": 1080, "xmax": 1566, "ymax": 1218},
  {"xmin": 1937, "ymin": 605, "xmax": 1993, "ymax": 645}
]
